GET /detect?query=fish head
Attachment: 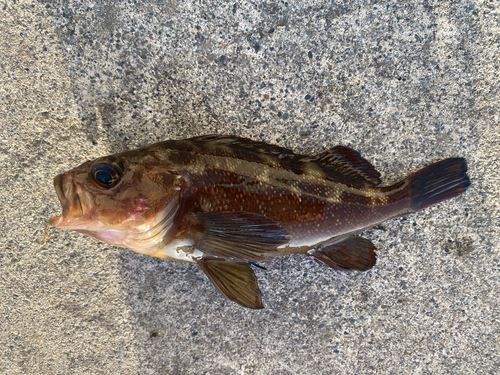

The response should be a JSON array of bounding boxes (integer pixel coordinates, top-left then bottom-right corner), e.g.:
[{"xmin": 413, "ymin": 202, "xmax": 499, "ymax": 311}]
[{"xmin": 49, "ymin": 149, "xmax": 181, "ymax": 248}]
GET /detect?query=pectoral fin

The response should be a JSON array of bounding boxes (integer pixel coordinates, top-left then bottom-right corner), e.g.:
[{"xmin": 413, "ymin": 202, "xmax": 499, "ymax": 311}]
[
  {"xmin": 197, "ymin": 259, "xmax": 264, "ymax": 309},
  {"xmin": 194, "ymin": 212, "xmax": 289, "ymax": 261},
  {"xmin": 308, "ymin": 236, "xmax": 376, "ymax": 271}
]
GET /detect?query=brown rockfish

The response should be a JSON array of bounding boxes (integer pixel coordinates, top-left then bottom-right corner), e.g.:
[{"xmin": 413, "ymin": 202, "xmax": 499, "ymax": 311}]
[{"xmin": 48, "ymin": 135, "xmax": 470, "ymax": 308}]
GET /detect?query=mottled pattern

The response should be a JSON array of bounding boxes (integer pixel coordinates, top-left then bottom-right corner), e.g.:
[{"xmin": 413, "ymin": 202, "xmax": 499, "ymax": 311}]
[
  {"xmin": 50, "ymin": 135, "xmax": 469, "ymax": 265},
  {"xmin": 48, "ymin": 135, "xmax": 469, "ymax": 308}
]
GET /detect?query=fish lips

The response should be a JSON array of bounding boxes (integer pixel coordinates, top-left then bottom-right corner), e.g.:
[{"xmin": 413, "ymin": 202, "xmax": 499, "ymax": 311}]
[{"xmin": 49, "ymin": 174, "xmax": 88, "ymax": 228}]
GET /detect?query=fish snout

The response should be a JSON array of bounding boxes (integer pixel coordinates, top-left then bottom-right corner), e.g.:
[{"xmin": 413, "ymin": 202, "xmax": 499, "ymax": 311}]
[{"xmin": 49, "ymin": 173, "xmax": 86, "ymax": 227}]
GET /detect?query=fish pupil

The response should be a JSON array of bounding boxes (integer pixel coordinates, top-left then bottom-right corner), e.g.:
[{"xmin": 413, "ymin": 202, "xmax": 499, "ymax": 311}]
[{"xmin": 96, "ymin": 170, "xmax": 113, "ymax": 185}]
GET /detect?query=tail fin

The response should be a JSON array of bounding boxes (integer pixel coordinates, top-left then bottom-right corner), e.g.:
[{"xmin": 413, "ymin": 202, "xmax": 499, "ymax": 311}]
[{"xmin": 409, "ymin": 158, "xmax": 470, "ymax": 212}]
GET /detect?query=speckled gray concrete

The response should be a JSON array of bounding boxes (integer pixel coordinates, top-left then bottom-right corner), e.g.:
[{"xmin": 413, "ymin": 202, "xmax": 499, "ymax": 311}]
[{"xmin": 1, "ymin": 0, "xmax": 498, "ymax": 373}]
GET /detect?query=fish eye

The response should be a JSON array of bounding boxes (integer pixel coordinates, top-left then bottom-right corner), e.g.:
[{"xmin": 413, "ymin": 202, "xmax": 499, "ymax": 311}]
[{"xmin": 90, "ymin": 163, "xmax": 122, "ymax": 189}]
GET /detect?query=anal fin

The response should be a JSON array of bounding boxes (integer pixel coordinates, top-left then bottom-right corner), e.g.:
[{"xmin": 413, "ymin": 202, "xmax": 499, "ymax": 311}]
[
  {"xmin": 308, "ymin": 236, "xmax": 376, "ymax": 271},
  {"xmin": 197, "ymin": 259, "xmax": 264, "ymax": 309}
]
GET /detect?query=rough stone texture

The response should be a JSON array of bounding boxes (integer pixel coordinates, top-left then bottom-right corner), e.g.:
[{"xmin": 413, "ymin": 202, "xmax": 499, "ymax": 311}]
[{"xmin": 0, "ymin": 0, "xmax": 498, "ymax": 374}]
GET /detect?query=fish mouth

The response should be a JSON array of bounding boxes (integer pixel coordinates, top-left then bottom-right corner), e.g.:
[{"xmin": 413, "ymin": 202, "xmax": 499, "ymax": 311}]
[{"xmin": 49, "ymin": 174, "xmax": 88, "ymax": 228}]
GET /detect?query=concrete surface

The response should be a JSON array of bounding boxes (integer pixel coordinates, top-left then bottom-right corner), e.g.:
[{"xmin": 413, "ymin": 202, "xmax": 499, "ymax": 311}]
[{"xmin": 1, "ymin": 0, "xmax": 498, "ymax": 373}]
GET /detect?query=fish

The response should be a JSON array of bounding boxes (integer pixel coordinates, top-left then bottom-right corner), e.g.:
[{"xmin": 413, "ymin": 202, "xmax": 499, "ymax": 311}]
[{"xmin": 48, "ymin": 135, "xmax": 470, "ymax": 309}]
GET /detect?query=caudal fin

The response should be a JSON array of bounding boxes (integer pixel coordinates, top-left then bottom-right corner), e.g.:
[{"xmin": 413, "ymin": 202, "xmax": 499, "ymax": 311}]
[{"xmin": 409, "ymin": 158, "xmax": 470, "ymax": 212}]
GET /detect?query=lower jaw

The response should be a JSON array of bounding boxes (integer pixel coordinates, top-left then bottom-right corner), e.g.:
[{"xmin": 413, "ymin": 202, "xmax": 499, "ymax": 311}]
[
  {"xmin": 47, "ymin": 213, "xmax": 94, "ymax": 230},
  {"xmin": 48, "ymin": 215, "xmax": 63, "ymax": 227}
]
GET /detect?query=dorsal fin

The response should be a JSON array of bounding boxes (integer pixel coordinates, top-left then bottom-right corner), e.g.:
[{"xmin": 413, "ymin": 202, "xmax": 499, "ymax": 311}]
[
  {"xmin": 183, "ymin": 135, "xmax": 381, "ymax": 188},
  {"xmin": 307, "ymin": 146, "xmax": 381, "ymax": 188},
  {"xmin": 188, "ymin": 135, "xmax": 297, "ymax": 159}
]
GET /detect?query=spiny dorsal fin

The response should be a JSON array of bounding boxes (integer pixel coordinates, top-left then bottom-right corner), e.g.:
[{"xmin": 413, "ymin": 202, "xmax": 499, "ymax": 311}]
[
  {"xmin": 188, "ymin": 135, "xmax": 296, "ymax": 159},
  {"xmin": 197, "ymin": 259, "xmax": 264, "ymax": 309},
  {"xmin": 186, "ymin": 135, "xmax": 381, "ymax": 188}
]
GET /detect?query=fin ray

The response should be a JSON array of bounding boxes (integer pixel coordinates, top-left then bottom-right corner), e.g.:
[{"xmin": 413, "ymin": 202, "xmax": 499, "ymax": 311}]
[
  {"xmin": 306, "ymin": 146, "xmax": 381, "ymax": 187},
  {"xmin": 195, "ymin": 212, "xmax": 288, "ymax": 261},
  {"xmin": 409, "ymin": 158, "xmax": 470, "ymax": 212},
  {"xmin": 308, "ymin": 236, "xmax": 376, "ymax": 271},
  {"xmin": 197, "ymin": 259, "xmax": 263, "ymax": 309}
]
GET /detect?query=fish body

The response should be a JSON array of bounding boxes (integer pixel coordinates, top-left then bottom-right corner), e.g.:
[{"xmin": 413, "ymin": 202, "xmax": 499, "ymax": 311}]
[{"xmin": 49, "ymin": 135, "xmax": 470, "ymax": 308}]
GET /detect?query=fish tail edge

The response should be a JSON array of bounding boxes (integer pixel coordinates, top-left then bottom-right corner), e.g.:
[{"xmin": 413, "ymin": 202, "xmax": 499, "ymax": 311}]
[{"xmin": 408, "ymin": 157, "xmax": 470, "ymax": 212}]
